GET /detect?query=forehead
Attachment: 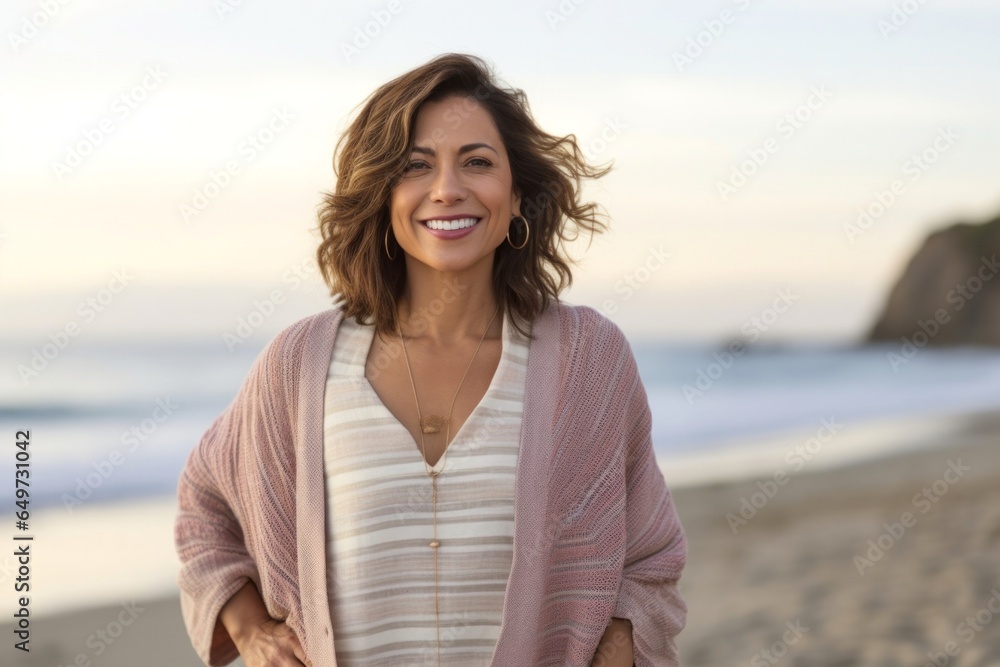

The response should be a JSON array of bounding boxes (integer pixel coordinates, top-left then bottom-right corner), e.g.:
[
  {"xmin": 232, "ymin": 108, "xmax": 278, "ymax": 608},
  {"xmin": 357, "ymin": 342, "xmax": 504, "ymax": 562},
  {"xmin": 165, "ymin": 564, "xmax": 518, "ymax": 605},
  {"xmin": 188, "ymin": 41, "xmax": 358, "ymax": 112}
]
[{"xmin": 410, "ymin": 95, "xmax": 502, "ymax": 150}]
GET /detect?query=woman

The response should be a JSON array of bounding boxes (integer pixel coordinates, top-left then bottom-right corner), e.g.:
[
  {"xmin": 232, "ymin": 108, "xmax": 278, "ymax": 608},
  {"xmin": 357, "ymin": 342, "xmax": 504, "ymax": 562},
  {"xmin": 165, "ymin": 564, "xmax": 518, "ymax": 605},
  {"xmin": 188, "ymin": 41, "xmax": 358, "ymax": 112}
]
[{"xmin": 175, "ymin": 52, "xmax": 687, "ymax": 666}]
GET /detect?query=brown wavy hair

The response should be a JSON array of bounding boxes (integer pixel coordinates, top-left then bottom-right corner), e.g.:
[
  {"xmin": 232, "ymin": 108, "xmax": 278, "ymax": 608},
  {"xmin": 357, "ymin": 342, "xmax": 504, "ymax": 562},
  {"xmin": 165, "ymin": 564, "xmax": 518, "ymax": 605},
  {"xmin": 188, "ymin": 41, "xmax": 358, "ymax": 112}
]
[{"xmin": 314, "ymin": 52, "xmax": 612, "ymax": 341}]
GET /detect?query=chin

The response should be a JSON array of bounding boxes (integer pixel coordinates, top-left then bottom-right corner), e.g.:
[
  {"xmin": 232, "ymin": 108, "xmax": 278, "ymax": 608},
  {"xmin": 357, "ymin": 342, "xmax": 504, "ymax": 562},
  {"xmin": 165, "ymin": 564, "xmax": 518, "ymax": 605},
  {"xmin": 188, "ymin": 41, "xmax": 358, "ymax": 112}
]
[{"xmin": 411, "ymin": 253, "xmax": 493, "ymax": 275}]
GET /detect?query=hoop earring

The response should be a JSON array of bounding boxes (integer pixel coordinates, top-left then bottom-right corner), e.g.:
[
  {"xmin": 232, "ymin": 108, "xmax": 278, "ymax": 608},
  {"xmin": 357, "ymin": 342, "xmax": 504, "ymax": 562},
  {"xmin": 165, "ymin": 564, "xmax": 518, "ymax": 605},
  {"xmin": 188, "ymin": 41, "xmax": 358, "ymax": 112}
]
[
  {"xmin": 506, "ymin": 215, "xmax": 529, "ymax": 250},
  {"xmin": 384, "ymin": 225, "xmax": 397, "ymax": 261}
]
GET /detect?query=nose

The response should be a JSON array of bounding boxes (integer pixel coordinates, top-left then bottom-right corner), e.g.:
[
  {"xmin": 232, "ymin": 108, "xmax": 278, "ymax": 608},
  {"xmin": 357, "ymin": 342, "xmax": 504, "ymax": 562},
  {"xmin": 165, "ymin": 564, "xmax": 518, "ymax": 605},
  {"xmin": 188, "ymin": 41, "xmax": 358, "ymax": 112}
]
[{"xmin": 429, "ymin": 161, "xmax": 467, "ymax": 203}]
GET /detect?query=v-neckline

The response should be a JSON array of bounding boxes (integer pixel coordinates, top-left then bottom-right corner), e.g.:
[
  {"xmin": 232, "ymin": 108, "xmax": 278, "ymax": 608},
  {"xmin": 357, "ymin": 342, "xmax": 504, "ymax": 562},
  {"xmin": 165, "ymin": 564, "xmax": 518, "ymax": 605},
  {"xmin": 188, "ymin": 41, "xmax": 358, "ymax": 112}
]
[{"xmin": 358, "ymin": 311, "xmax": 508, "ymax": 471}]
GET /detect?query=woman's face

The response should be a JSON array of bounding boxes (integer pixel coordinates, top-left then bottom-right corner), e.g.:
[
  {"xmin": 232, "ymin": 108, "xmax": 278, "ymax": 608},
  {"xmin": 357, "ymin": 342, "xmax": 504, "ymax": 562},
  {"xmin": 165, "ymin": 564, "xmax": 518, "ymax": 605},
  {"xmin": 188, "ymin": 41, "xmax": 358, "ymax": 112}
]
[{"xmin": 389, "ymin": 94, "xmax": 521, "ymax": 275}]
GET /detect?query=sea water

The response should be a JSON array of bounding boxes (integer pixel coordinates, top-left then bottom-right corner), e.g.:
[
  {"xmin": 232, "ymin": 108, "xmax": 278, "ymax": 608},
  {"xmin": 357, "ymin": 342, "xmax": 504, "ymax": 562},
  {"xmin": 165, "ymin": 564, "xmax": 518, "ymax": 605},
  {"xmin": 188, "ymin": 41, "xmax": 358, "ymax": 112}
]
[{"xmin": 3, "ymin": 337, "xmax": 1000, "ymax": 509}]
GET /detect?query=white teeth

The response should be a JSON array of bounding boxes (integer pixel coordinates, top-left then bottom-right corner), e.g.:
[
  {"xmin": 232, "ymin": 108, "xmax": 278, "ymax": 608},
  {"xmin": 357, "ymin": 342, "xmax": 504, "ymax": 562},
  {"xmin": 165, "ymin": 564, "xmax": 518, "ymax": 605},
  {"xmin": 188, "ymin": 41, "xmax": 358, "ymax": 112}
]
[{"xmin": 424, "ymin": 217, "xmax": 480, "ymax": 231}]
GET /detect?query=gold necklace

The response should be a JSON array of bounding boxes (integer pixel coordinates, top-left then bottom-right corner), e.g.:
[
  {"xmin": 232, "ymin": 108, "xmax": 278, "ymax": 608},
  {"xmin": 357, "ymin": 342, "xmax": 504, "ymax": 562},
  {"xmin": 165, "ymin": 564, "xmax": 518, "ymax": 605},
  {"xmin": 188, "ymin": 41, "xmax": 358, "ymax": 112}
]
[{"xmin": 396, "ymin": 303, "xmax": 501, "ymax": 666}]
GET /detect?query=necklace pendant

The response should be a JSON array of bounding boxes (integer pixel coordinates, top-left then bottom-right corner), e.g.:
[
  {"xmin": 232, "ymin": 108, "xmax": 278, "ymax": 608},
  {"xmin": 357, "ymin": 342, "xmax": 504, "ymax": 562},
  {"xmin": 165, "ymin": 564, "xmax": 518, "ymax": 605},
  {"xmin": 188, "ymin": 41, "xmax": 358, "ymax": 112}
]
[
  {"xmin": 429, "ymin": 540, "xmax": 440, "ymax": 548},
  {"xmin": 420, "ymin": 415, "xmax": 447, "ymax": 434}
]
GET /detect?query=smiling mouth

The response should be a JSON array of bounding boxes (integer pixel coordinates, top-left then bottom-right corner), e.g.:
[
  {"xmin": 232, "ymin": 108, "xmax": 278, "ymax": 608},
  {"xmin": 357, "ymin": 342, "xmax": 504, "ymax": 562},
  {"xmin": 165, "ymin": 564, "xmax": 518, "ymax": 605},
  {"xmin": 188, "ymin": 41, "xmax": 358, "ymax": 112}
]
[{"xmin": 421, "ymin": 217, "xmax": 482, "ymax": 231}]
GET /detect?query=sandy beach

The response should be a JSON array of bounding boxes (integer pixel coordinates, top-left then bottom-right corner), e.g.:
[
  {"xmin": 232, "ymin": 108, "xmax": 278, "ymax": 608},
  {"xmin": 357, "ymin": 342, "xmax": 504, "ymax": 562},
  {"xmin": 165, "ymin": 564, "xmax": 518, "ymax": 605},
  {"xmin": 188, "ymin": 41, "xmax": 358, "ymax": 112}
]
[
  {"xmin": 3, "ymin": 409, "xmax": 998, "ymax": 666},
  {"xmin": 674, "ymin": 408, "xmax": 1000, "ymax": 666}
]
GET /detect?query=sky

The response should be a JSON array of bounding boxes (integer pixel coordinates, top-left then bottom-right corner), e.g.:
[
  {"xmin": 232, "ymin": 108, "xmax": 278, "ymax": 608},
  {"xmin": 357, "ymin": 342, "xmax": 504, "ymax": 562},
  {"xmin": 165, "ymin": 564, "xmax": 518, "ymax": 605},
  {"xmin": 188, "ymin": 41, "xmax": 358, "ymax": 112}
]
[{"xmin": 2, "ymin": 0, "xmax": 1000, "ymax": 345}]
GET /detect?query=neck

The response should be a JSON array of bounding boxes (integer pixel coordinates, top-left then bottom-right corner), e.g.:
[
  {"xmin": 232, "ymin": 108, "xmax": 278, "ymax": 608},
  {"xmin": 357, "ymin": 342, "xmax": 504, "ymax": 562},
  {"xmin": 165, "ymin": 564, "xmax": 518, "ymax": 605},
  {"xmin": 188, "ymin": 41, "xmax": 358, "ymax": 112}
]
[{"xmin": 397, "ymin": 257, "xmax": 500, "ymax": 345}]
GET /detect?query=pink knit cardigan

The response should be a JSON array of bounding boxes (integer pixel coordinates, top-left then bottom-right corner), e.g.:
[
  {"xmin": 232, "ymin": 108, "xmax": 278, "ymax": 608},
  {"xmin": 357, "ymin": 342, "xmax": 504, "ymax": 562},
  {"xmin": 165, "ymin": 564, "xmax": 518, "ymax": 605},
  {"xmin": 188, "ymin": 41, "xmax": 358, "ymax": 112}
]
[{"xmin": 174, "ymin": 299, "xmax": 687, "ymax": 666}]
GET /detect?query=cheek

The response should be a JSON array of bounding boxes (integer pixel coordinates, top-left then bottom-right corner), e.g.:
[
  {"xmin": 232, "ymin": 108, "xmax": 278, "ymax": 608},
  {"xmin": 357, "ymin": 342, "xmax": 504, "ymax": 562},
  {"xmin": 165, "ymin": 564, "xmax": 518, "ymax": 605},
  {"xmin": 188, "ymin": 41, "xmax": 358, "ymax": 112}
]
[
  {"xmin": 389, "ymin": 189, "xmax": 415, "ymax": 217},
  {"xmin": 487, "ymin": 180, "xmax": 514, "ymax": 207}
]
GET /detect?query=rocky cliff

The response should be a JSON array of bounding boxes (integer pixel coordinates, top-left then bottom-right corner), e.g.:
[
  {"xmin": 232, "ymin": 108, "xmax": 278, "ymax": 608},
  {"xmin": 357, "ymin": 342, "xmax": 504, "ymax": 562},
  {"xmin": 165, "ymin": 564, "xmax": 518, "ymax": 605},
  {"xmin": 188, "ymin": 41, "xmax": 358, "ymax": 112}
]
[{"xmin": 867, "ymin": 213, "xmax": 1000, "ymax": 346}]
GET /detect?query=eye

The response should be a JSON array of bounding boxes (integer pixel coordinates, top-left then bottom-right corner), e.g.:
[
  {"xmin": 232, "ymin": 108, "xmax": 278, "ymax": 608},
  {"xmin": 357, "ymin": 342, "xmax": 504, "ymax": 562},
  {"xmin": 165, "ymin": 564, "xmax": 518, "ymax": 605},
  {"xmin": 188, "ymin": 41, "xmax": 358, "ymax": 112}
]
[{"xmin": 403, "ymin": 157, "xmax": 493, "ymax": 173}]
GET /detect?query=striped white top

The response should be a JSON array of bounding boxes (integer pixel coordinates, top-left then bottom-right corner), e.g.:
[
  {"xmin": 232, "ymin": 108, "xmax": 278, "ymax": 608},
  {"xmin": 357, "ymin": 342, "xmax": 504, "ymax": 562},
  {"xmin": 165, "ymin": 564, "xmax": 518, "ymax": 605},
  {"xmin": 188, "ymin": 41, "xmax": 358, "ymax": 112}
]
[{"xmin": 323, "ymin": 310, "xmax": 531, "ymax": 666}]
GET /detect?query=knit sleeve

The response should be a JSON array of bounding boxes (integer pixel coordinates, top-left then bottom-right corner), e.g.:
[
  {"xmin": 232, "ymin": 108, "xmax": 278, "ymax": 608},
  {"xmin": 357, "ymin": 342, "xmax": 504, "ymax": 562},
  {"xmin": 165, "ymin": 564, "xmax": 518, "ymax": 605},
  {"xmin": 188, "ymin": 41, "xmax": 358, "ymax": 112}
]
[
  {"xmin": 175, "ymin": 408, "xmax": 262, "ymax": 666},
  {"xmin": 174, "ymin": 322, "xmax": 302, "ymax": 666},
  {"xmin": 610, "ymin": 344, "xmax": 688, "ymax": 666}
]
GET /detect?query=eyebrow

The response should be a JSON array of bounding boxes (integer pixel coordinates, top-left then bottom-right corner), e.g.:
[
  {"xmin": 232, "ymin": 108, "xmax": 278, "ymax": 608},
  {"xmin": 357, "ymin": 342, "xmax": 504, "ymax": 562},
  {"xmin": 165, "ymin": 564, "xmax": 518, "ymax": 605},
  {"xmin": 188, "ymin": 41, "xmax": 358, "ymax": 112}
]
[{"xmin": 410, "ymin": 142, "xmax": 499, "ymax": 157}]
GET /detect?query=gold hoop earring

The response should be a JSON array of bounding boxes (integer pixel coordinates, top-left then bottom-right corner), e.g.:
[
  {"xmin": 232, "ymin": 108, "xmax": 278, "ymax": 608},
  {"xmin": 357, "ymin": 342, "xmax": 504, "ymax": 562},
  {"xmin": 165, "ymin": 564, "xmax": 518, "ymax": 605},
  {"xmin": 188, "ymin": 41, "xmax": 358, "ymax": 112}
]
[
  {"xmin": 507, "ymin": 215, "xmax": 529, "ymax": 250},
  {"xmin": 384, "ymin": 225, "xmax": 397, "ymax": 261}
]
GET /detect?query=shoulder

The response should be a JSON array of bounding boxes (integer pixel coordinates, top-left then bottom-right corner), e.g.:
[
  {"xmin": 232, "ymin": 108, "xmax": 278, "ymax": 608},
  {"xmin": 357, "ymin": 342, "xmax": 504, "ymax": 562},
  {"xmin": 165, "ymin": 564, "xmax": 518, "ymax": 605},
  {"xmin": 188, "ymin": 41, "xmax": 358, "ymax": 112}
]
[
  {"xmin": 224, "ymin": 305, "xmax": 346, "ymax": 425},
  {"xmin": 247, "ymin": 305, "xmax": 346, "ymax": 383},
  {"xmin": 554, "ymin": 301, "xmax": 633, "ymax": 363},
  {"xmin": 552, "ymin": 301, "xmax": 639, "ymax": 389}
]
